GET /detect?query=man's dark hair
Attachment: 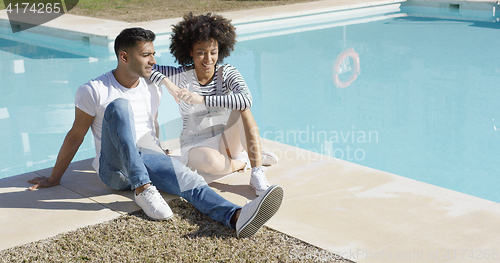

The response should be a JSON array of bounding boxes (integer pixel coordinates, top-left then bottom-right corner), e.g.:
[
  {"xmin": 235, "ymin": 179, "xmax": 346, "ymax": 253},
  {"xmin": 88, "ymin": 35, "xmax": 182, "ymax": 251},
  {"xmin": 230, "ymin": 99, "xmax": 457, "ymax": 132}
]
[
  {"xmin": 170, "ymin": 12, "xmax": 236, "ymax": 65},
  {"xmin": 114, "ymin": 27, "xmax": 156, "ymax": 57}
]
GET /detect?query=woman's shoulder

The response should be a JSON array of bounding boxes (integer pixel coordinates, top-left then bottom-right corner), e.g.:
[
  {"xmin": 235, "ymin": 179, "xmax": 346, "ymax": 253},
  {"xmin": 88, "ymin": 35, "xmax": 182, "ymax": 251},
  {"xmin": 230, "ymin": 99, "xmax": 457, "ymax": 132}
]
[
  {"xmin": 219, "ymin": 63, "xmax": 241, "ymax": 75},
  {"xmin": 220, "ymin": 63, "xmax": 236, "ymax": 70}
]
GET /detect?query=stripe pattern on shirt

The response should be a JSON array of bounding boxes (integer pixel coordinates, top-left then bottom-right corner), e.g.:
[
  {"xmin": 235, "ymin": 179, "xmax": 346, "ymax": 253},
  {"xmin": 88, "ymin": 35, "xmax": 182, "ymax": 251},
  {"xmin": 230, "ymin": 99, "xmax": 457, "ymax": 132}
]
[{"xmin": 150, "ymin": 64, "xmax": 253, "ymax": 132}]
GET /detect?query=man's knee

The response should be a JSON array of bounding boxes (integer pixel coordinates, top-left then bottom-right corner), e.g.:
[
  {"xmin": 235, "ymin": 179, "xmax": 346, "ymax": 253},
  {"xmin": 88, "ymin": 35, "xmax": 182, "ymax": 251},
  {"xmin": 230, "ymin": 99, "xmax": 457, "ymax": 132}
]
[
  {"xmin": 98, "ymin": 167, "xmax": 132, "ymax": 191},
  {"xmin": 105, "ymin": 98, "xmax": 131, "ymax": 116}
]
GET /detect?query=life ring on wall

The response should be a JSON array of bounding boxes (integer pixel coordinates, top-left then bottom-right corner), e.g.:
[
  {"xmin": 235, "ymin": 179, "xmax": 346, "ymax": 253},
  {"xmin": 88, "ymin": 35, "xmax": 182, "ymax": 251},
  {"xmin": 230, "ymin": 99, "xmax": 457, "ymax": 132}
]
[{"xmin": 332, "ymin": 48, "xmax": 360, "ymax": 89}]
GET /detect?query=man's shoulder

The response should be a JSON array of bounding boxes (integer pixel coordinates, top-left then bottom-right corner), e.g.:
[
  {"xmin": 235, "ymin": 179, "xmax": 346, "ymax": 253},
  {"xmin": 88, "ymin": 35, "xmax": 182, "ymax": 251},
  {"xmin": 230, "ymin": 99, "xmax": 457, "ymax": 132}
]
[
  {"xmin": 142, "ymin": 77, "xmax": 156, "ymax": 89},
  {"xmin": 77, "ymin": 71, "xmax": 115, "ymax": 95},
  {"xmin": 76, "ymin": 71, "xmax": 114, "ymax": 100},
  {"xmin": 83, "ymin": 71, "xmax": 114, "ymax": 88},
  {"xmin": 142, "ymin": 77, "xmax": 162, "ymax": 96}
]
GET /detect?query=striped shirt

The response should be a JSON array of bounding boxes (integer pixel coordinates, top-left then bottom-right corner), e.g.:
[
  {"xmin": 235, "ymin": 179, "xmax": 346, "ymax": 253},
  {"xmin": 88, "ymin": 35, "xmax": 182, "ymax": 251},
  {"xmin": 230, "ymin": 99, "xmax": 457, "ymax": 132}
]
[{"xmin": 150, "ymin": 64, "xmax": 253, "ymax": 132}]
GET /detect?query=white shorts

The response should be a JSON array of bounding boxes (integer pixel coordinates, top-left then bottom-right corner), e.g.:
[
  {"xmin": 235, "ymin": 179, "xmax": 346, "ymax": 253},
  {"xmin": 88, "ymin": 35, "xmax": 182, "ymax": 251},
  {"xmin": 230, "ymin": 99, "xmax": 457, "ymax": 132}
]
[{"xmin": 180, "ymin": 133, "xmax": 222, "ymax": 165}]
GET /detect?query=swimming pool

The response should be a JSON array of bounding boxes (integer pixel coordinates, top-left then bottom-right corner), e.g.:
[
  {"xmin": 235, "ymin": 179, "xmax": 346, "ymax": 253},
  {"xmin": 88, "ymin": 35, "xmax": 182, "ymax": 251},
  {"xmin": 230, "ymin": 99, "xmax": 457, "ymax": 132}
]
[{"xmin": 1, "ymin": 2, "xmax": 499, "ymax": 203}]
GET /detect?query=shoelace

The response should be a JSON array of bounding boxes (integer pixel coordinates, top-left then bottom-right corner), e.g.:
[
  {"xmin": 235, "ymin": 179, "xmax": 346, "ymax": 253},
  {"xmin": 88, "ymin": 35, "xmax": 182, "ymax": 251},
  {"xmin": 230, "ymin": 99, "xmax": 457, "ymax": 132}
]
[
  {"xmin": 142, "ymin": 186, "xmax": 168, "ymax": 206},
  {"xmin": 252, "ymin": 166, "xmax": 270, "ymax": 187},
  {"xmin": 235, "ymin": 151, "xmax": 273, "ymax": 170}
]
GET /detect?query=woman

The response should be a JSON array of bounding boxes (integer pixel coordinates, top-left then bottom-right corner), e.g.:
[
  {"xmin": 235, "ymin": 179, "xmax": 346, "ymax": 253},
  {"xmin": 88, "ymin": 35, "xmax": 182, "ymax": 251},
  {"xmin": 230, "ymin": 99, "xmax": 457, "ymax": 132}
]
[{"xmin": 150, "ymin": 13, "xmax": 278, "ymax": 196}]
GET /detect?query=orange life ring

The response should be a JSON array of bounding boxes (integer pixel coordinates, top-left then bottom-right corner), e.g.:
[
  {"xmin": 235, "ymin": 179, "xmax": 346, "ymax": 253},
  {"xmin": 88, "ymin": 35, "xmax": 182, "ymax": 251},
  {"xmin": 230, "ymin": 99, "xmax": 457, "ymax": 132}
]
[{"xmin": 332, "ymin": 48, "xmax": 360, "ymax": 89}]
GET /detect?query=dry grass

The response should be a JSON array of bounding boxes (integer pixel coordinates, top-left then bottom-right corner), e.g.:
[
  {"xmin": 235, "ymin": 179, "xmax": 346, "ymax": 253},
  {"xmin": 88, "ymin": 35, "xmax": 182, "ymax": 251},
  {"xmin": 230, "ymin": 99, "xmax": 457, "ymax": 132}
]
[
  {"xmin": 66, "ymin": 0, "xmax": 321, "ymax": 23},
  {"xmin": 0, "ymin": 199, "xmax": 352, "ymax": 262}
]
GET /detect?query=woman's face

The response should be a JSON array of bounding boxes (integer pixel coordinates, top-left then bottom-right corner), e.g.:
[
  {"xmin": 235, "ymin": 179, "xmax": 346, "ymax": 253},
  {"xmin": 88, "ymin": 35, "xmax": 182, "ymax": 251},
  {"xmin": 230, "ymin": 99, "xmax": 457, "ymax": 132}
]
[{"xmin": 191, "ymin": 39, "xmax": 219, "ymax": 78}]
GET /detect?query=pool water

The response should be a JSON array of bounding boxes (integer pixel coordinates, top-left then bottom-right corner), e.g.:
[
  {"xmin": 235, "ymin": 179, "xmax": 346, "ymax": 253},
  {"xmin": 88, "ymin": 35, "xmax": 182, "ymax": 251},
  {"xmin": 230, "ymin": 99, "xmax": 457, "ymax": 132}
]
[
  {"xmin": 1, "ymin": 4, "xmax": 499, "ymax": 203},
  {"xmin": 238, "ymin": 14, "xmax": 500, "ymax": 203},
  {"xmin": 0, "ymin": 31, "xmax": 179, "ymax": 179}
]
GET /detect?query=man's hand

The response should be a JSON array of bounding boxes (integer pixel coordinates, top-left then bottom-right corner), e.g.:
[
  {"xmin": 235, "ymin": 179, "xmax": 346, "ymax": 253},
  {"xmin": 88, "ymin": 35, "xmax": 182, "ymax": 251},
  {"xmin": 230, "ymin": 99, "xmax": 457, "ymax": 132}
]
[
  {"xmin": 26, "ymin": 108, "xmax": 93, "ymax": 191},
  {"xmin": 177, "ymin": 89, "xmax": 204, "ymax": 104},
  {"xmin": 28, "ymin": 176, "xmax": 60, "ymax": 190}
]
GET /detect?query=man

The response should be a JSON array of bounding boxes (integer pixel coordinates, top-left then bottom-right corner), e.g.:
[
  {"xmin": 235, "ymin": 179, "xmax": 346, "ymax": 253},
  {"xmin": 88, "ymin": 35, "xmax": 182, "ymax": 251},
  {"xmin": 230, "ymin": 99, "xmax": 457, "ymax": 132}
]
[{"xmin": 28, "ymin": 27, "xmax": 284, "ymax": 238}]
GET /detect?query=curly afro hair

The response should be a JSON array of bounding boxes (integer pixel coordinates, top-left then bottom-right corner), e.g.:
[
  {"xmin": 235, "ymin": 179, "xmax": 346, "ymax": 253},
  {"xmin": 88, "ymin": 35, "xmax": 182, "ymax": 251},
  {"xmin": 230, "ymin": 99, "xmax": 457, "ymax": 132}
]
[{"xmin": 170, "ymin": 12, "xmax": 236, "ymax": 66}]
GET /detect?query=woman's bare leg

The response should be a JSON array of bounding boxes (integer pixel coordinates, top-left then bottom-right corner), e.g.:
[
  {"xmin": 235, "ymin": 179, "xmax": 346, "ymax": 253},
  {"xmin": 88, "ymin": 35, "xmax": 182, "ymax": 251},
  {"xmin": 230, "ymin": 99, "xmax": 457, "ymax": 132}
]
[
  {"xmin": 220, "ymin": 109, "xmax": 262, "ymax": 167},
  {"xmin": 218, "ymin": 109, "xmax": 270, "ymax": 195},
  {"xmin": 239, "ymin": 109, "xmax": 262, "ymax": 167},
  {"xmin": 187, "ymin": 109, "xmax": 264, "ymax": 176},
  {"xmin": 219, "ymin": 110, "xmax": 245, "ymax": 158},
  {"xmin": 188, "ymin": 146, "xmax": 244, "ymax": 175}
]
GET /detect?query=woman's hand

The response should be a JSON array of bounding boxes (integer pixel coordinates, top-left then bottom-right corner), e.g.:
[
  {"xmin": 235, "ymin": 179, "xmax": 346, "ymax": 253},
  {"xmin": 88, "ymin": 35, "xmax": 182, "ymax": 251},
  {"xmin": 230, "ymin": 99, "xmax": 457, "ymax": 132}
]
[{"xmin": 177, "ymin": 89, "xmax": 205, "ymax": 104}]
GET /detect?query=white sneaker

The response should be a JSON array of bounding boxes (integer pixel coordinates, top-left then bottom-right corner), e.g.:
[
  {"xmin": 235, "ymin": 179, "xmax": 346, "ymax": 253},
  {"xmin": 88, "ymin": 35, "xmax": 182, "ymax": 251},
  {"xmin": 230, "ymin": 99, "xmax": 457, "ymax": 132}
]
[
  {"xmin": 233, "ymin": 150, "xmax": 251, "ymax": 171},
  {"xmin": 250, "ymin": 166, "xmax": 271, "ymax": 196},
  {"xmin": 236, "ymin": 185, "xmax": 284, "ymax": 238},
  {"xmin": 261, "ymin": 150, "xmax": 278, "ymax": 166},
  {"xmin": 134, "ymin": 185, "xmax": 173, "ymax": 220},
  {"xmin": 234, "ymin": 150, "xmax": 279, "ymax": 171}
]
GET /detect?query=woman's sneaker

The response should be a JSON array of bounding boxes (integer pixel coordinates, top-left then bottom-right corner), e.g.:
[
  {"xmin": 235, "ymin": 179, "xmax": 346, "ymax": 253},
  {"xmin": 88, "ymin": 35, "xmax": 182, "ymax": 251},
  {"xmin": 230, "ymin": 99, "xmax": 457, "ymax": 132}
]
[
  {"xmin": 236, "ymin": 184, "xmax": 284, "ymax": 238},
  {"xmin": 234, "ymin": 150, "xmax": 279, "ymax": 171},
  {"xmin": 134, "ymin": 185, "xmax": 173, "ymax": 220},
  {"xmin": 250, "ymin": 166, "xmax": 271, "ymax": 196},
  {"xmin": 234, "ymin": 150, "xmax": 251, "ymax": 171},
  {"xmin": 261, "ymin": 150, "xmax": 278, "ymax": 166}
]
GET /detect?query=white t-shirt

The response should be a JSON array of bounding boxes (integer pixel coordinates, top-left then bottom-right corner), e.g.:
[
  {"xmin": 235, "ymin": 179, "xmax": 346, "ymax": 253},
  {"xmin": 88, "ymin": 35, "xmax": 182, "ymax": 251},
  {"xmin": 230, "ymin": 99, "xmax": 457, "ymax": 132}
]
[{"xmin": 75, "ymin": 70, "xmax": 162, "ymax": 172}]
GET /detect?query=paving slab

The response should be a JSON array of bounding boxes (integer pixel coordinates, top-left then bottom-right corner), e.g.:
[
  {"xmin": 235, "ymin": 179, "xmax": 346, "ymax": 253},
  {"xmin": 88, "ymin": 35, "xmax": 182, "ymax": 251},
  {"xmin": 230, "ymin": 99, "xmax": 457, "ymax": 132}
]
[
  {"xmin": 0, "ymin": 172, "xmax": 120, "ymax": 251},
  {"xmin": 211, "ymin": 139, "xmax": 500, "ymax": 263},
  {"xmin": 33, "ymin": 157, "xmax": 178, "ymax": 214}
]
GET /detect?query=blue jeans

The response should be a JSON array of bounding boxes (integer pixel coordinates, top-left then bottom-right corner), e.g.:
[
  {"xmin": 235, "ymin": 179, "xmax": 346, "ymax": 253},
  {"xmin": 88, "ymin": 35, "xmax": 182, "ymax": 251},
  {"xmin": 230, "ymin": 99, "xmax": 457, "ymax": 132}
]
[{"xmin": 98, "ymin": 98, "xmax": 240, "ymax": 229}]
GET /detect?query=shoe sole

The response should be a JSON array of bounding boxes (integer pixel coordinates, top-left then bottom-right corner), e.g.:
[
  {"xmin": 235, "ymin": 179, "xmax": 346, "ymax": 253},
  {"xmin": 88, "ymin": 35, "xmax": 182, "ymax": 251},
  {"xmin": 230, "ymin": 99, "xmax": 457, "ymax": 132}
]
[
  {"xmin": 134, "ymin": 193, "xmax": 174, "ymax": 221},
  {"xmin": 237, "ymin": 185, "xmax": 284, "ymax": 238},
  {"xmin": 262, "ymin": 151, "xmax": 278, "ymax": 166},
  {"xmin": 139, "ymin": 208, "xmax": 174, "ymax": 221},
  {"xmin": 152, "ymin": 214, "xmax": 174, "ymax": 221}
]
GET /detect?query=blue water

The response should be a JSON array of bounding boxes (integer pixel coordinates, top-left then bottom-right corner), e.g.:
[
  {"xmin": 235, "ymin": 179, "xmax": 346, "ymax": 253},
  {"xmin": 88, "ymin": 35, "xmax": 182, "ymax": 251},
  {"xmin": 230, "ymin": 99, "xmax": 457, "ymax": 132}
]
[
  {"xmin": 238, "ymin": 15, "xmax": 500, "ymax": 203},
  {"xmin": 0, "ymin": 31, "xmax": 179, "ymax": 178},
  {"xmin": 1, "ymin": 5, "xmax": 500, "ymax": 203}
]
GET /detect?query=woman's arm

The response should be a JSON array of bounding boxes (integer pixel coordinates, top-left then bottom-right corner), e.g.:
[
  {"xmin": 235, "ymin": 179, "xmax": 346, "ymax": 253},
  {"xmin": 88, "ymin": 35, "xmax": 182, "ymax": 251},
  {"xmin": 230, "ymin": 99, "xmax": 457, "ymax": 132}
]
[
  {"xmin": 204, "ymin": 65, "xmax": 253, "ymax": 110},
  {"xmin": 152, "ymin": 68, "xmax": 205, "ymax": 105},
  {"xmin": 150, "ymin": 65, "xmax": 184, "ymax": 104}
]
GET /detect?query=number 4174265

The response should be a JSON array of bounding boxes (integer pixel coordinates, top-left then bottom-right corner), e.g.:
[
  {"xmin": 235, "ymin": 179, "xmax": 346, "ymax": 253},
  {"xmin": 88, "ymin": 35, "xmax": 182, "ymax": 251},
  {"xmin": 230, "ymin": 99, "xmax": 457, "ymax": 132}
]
[{"xmin": 6, "ymin": 2, "xmax": 62, "ymax": 14}]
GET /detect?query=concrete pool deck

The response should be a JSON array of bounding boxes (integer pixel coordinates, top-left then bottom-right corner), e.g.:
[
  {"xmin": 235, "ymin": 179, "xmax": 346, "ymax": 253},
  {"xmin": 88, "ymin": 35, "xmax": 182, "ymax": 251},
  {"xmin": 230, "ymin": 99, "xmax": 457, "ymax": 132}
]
[{"xmin": 2, "ymin": 0, "xmax": 500, "ymax": 262}]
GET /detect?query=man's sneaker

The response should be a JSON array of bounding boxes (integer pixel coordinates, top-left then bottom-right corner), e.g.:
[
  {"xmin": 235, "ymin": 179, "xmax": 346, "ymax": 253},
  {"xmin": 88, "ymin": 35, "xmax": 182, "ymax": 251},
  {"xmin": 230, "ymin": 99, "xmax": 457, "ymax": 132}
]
[
  {"xmin": 236, "ymin": 184, "xmax": 284, "ymax": 238},
  {"xmin": 134, "ymin": 185, "xmax": 173, "ymax": 220},
  {"xmin": 250, "ymin": 166, "xmax": 271, "ymax": 196},
  {"xmin": 261, "ymin": 151, "xmax": 278, "ymax": 166}
]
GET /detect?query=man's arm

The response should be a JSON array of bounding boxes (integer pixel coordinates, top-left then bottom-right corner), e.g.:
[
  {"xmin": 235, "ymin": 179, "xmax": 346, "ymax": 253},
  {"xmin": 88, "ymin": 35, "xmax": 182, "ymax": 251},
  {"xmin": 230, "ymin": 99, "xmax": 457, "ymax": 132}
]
[
  {"xmin": 28, "ymin": 107, "xmax": 94, "ymax": 190},
  {"xmin": 155, "ymin": 112, "xmax": 160, "ymax": 140}
]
